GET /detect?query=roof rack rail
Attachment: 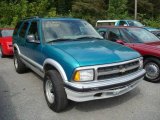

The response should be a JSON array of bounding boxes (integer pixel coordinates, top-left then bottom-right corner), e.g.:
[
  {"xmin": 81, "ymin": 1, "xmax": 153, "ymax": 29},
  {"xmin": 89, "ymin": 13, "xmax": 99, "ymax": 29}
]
[{"xmin": 22, "ymin": 16, "xmax": 39, "ymax": 20}]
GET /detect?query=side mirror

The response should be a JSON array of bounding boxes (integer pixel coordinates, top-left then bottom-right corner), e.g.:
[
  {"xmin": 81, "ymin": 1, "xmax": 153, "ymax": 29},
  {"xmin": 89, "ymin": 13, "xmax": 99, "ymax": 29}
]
[
  {"xmin": 116, "ymin": 40, "xmax": 125, "ymax": 45},
  {"xmin": 27, "ymin": 34, "xmax": 40, "ymax": 44}
]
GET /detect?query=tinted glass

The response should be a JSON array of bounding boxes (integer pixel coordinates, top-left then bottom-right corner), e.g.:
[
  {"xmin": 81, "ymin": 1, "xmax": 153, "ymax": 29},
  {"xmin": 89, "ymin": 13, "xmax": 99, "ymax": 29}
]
[
  {"xmin": 119, "ymin": 21, "xmax": 127, "ymax": 26},
  {"xmin": 127, "ymin": 20, "xmax": 144, "ymax": 27},
  {"xmin": 19, "ymin": 22, "xmax": 29, "ymax": 37},
  {"xmin": 13, "ymin": 21, "xmax": 22, "ymax": 35},
  {"xmin": 107, "ymin": 28, "xmax": 121, "ymax": 41},
  {"xmin": 28, "ymin": 21, "xmax": 39, "ymax": 40},
  {"xmin": 42, "ymin": 20, "xmax": 102, "ymax": 42},
  {"xmin": 121, "ymin": 28, "xmax": 160, "ymax": 43}
]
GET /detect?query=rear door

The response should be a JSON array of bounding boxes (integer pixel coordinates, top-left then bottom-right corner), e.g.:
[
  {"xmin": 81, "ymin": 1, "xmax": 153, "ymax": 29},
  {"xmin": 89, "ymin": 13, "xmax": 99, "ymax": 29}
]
[{"xmin": 16, "ymin": 21, "xmax": 30, "ymax": 55}]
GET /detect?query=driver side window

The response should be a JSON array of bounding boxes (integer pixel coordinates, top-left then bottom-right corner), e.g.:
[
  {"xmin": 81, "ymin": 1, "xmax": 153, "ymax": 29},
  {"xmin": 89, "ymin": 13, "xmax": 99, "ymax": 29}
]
[
  {"xmin": 107, "ymin": 28, "xmax": 121, "ymax": 42},
  {"xmin": 27, "ymin": 21, "xmax": 39, "ymax": 41}
]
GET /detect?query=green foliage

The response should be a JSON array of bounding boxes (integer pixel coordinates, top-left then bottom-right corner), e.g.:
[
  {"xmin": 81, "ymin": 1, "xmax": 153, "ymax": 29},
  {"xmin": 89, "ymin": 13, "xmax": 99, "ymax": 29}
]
[
  {"xmin": 0, "ymin": 0, "xmax": 57, "ymax": 27},
  {"xmin": 0, "ymin": 0, "xmax": 159, "ymax": 28},
  {"xmin": 143, "ymin": 19, "xmax": 160, "ymax": 28},
  {"xmin": 108, "ymin": 0, "xmax": 129, "ymax": 19},
  {"xmin": 72, "ymin": 0, "xmax": 107, "ymax": 25}
]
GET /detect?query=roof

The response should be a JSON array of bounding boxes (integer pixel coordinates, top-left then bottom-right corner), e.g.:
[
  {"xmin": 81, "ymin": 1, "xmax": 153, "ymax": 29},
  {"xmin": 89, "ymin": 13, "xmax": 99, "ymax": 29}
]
[{"xmin": 21, "ymin": 16, "xmax": 82, "ymax": 21}]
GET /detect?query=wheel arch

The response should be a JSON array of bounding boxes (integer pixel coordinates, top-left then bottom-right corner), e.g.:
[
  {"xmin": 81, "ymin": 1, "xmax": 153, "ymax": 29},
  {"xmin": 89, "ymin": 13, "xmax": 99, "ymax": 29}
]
[
  {"xmin": 43, "ymin": 59, "xmax": 68, "ymax": 82},
  {"xmin": 143, "ymin": 55, "xmax": 160, "ymax": 61},
  {"xmin": 13, "ymin": 43, "xmax": 20, "ymax": 54}
]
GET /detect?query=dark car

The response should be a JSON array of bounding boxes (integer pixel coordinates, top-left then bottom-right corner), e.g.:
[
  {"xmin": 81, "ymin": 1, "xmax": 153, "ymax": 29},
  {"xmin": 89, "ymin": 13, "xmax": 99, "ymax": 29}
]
[{"xmin": 97, "ymin": 26, "xmax": 160, "ymax": 83}]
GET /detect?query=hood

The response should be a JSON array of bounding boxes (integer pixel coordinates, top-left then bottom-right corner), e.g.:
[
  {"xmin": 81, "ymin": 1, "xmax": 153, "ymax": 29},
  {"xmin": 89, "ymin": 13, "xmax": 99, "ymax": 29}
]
[
  {"xmin": 132, "ymin": 42, "xmax": 160, "ymax": 52},
  {"xmin": 145, "ymin": 41, "xmax": 160, "ymax": 49},
  {"xmin": 52, "ymin": 40, "xmax": 140, "ymax": 66}
]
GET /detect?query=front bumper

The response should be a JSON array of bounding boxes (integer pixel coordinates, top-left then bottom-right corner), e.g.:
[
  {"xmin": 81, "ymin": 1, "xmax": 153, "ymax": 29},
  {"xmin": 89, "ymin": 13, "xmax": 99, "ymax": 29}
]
[{"xmin": 65, "ymin": 69, "xmax": 145, "ymax": 102}]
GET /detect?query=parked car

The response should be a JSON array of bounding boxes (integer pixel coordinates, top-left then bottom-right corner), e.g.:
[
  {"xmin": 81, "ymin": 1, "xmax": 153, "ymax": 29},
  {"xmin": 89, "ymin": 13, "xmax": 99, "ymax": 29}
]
[
  {"xmin": 96, "ymin": 26, "xmax": 160, "ymax": 83},
  {"xmin": 13, "ymin": 17, "xmax": 145, "ymax": 112},
  {"xmin": 0, "ymin": 28, "xmax": 14, "ymax": 57},
  {"xmin": 96, "ymin": 20, "xmax": 160, "ymax": 38}
]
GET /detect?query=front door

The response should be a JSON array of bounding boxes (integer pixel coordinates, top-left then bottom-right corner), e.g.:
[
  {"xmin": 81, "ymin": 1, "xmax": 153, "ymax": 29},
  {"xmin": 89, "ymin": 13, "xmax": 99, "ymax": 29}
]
[{"xmin": 25, "ymin": 21, "xmax": 45, "ymax": 66}]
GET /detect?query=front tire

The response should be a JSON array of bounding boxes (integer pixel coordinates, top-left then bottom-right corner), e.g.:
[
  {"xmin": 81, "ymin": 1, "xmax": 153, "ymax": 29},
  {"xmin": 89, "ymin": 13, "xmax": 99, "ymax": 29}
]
[
  {"xmin": 44, "ymin": 70, "xmax": 68, "ymax": 112},
  {"xmin": 144, "ymin": 58, "xmax": 160, "ymax": 83}
]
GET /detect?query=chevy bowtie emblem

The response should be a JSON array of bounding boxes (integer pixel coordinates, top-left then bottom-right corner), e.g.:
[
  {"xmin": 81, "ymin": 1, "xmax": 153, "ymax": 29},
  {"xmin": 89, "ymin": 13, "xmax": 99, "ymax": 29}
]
[{"xmin": 119, "ymin": 68, "xmax": 126, "ymax": 73}]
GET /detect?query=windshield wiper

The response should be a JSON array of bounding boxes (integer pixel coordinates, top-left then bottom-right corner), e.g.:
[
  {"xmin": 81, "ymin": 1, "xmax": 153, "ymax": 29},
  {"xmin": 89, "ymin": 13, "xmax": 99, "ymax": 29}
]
[
  {"xmin": 47, "ymin": 38, "xmax": 74, "ymax": 43},
  {"xmin": 75, "ymin": 36, "xmax": 103, "ymax": 40}
]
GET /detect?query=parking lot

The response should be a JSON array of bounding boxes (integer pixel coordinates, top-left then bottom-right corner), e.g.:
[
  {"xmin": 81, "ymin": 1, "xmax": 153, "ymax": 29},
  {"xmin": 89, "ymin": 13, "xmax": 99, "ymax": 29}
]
[{"xmin": 0, "ymin": 56, "xmax": 160, "ymax": 120}]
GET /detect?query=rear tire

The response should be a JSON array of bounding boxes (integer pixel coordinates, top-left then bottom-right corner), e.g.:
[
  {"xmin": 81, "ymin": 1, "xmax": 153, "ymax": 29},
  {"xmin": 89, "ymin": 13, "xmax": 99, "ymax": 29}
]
[
  {"xmin": 14, "ymin": 51, "xmax": 27, "ymax": 73},
  {"xmin": 144, "ymin": 57, "xmax": 160, "ymax": 83},
  {"xmin": 44, "ymin": 70, "xmax": 68, "ymax": 112}
]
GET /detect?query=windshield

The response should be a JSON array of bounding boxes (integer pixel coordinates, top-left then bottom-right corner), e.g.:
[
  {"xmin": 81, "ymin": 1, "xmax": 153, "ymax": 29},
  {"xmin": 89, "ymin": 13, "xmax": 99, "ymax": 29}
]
[
  {"xmin": 42, "ymin": 20, "xmax": 102, "ymax": 43},
  {"xmin": 127, "ymin": 20, "xmax": 144, "ymax": 27},
  {"xmin": 122, "ymin": 28, "xmax": 160, "ymax": 43},
  {"xmin": 0, "ymin": 29, "xmax": 14, "ymax": 37}
]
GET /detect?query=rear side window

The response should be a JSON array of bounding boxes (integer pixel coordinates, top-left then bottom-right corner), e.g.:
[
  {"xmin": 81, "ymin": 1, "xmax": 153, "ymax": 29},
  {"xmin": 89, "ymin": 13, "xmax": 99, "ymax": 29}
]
[
  {"xmin": 13, "ymin": 21, "xmax": 22, "ymax": 35},
  {"xmin": 19, "ymin": 22, "xmax": 29, "ymax": 37}
]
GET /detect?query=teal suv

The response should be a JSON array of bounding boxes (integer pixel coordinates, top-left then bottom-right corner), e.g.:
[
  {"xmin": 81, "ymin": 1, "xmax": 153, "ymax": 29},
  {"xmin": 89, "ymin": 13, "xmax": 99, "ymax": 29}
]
[{"xmin": 13, "ymin": 17, "xmax": 145, "ymax": 112}]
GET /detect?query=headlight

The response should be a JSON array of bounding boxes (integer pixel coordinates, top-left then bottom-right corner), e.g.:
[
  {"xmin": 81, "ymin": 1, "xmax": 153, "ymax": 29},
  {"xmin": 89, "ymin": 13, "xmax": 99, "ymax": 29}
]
[
  {"xmin": 73, "ymin": 69, "xmax": 94, "ymax": 82},
  {"xmin": 139, "ymin": 57, "xmax": 143, "ymax": 69}
]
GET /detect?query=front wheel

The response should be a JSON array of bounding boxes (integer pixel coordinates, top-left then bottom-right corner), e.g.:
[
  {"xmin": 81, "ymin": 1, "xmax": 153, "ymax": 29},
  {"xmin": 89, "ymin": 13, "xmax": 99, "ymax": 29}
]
[
  {"xmin": 44, "ymin": 70, "xmax": 68, "ymax": 112},
  {"xmin": 144, "ymin": 58, "xmax": 160, "ymax": 83}
]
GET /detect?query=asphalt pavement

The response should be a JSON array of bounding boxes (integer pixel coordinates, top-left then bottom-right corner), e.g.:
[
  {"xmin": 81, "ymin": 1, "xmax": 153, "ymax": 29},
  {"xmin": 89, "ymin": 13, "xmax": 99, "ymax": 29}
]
[{"xmin": 0, "ymin": 56, "xmax": 160, "ymax": 120}]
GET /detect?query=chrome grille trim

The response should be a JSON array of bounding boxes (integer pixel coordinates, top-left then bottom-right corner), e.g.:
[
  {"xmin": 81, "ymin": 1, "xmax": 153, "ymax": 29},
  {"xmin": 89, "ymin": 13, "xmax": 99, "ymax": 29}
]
[
  {"xmin": 73, "ymin": 57, "xmax": 142, "ymax": 81},
  {"xmin": 98, "ymin": 64, "xmax": 139, "ymax": 76},
  {"xmin": 97, "ymin": 60, "xmax": 140, "ymax": 80}
]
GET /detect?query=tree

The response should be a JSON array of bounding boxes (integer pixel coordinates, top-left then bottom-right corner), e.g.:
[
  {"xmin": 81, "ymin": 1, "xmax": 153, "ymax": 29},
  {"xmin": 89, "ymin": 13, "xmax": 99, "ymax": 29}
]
[
  {"xmin": 72, "ymin": 0, "xmax": 107, "ymax": 25},
  {"xmin": 127, "ymin": 0, "xmax": 154, "ymax": 20},
  {"xmin": 108, "ymin": 0, "xmax": 129, "ymax": 19},
  {"xmin": 55, "ymin": 0, "xmax": 72, "ymax": 15}
]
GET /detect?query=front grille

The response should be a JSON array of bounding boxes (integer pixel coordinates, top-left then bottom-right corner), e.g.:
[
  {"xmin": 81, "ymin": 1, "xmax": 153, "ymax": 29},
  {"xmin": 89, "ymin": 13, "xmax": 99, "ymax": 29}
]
[{"xmin": 97, "ymin": 60, "xmax": 140, "ymax": 80}]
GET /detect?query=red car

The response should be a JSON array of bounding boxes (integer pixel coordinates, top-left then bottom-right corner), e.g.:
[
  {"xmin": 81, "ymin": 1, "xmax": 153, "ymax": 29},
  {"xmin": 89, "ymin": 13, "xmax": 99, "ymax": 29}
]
[
  {"xmin": 0, "ymin": 28, "xmax": 14, "ymax": 57},
  {"xmin": 97, "ymin": 26, "xmax": 160, "ymax": 83}
]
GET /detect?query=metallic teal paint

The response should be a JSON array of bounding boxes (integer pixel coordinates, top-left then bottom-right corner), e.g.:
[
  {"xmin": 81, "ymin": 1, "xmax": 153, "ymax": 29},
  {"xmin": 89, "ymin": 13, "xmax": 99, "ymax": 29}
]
[
  {"xmin": 52, "ymin": 40, "xmax": 141, "ymax": 66},
  {"xmin": 41, "ymin": 39, "xmax": 141, "ymax": 80}
]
